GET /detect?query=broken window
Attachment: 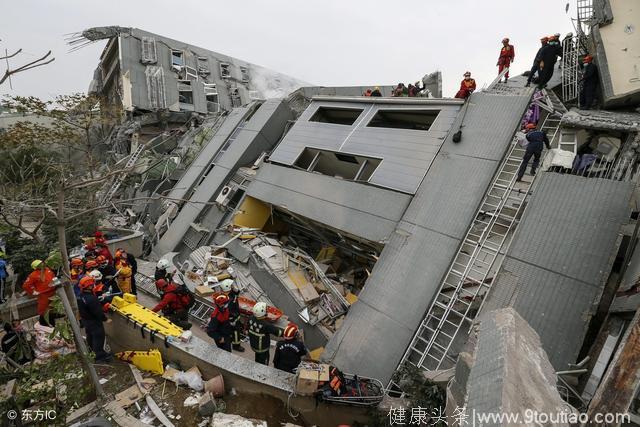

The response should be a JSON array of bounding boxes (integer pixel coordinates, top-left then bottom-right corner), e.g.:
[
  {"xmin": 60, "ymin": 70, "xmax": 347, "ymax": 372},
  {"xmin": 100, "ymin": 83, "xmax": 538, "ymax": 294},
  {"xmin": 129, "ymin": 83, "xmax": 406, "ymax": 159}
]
[
  {"xmin": 197, "ymin": 56, "xmax": 210, "ymax": 77},
  {"xmin": 230, "ymin": 88, "xmax": 242, "ymax": 107},
  {"xmin": 309, "ymin": 107, "xmax": 363, "ymax": 126},
  {"xmin": 185, "ymin": 65, "xmax": 198, "ymax": 81},
  {"xmin": 178, "ymin": 80, "xmax": 193, "ymax": 105},
  {"xmin": 204, "ymin": 83, "xmax": 219, "ymax": 113},
  {"xmin": 220, "ymin": 63, "xmax": 231, "ymax": 79},
  {"xmin": 294, "ymin": 148, "xmax": 381, "ymax": 181},
  {"xmin": 170, "ymin": 50, "xmax": 184, "ymax": 71},
  {"xmin": 240, "ymin": 66, "xmax": 250, "ymax": 82},
  {"xmin": 140, "ymin": 37, "xmax": 157, "ymax": 64},
  {"xmin": 367, "ymin": 109, "xmax": 440, "ymax": 131},
  {"xmin": 145, "ymin": 66, "xmax": 166, "ymax": 109}
]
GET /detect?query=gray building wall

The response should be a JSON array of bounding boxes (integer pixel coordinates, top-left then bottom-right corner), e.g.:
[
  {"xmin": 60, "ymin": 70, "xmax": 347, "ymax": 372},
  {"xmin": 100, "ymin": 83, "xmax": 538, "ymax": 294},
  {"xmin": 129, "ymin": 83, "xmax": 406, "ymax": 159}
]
[
  {"xmin": 322, "ymin": 91, "xmax": 534, "ymax": 384},
  {"xmin": 154, "ymin": 99, "xmax": 294, "ymax": 255},
  {"xmin": 482, "ymin": 173, "xmax": 633, "ymax": 371},
  {"xmin": 268, "ymin": 98, "xmax": 462, "ymax": 194},
  {"xmin": 246, "ymin": 163, "xmax": 412, "ymax": 243},
  {"xmin": 115, "ymin": 28, "xmax": 308, "ymax": 113}
]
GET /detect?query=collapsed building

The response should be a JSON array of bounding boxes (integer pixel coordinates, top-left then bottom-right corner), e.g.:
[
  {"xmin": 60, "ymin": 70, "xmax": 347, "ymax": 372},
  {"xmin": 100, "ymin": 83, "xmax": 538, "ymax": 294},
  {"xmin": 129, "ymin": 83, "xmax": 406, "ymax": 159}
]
[{"xmin": 9, "ymin": 0, "xmax": 637, "ymax": 423}]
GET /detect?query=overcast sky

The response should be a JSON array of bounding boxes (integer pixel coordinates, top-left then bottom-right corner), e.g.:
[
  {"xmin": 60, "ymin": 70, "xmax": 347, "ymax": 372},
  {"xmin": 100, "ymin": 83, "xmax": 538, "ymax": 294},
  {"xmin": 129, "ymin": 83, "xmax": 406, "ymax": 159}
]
[{"xmin": 1, "ymin": 0, "xmax": 574, "ymax": 100}]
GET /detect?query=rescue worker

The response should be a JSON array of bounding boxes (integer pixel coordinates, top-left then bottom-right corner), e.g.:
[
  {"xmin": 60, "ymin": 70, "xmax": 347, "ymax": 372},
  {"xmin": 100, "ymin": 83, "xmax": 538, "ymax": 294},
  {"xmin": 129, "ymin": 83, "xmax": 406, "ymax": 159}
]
[
  {"xmin": 155, "ymin": 259, "xmax": 173, "ymax": 283},
  {"xmin": 579, "ymin": 55, "xmax": 598, "ymax": 110},
  {"xmin": 77, "ymin": 259, "xmax": 99, "ymax": 296},
  {"xmin": 22, "ymin": 260, "xmax": 55, "ymax": 320},
  {"xmin": 248, "ymin": 302, "xmax": 282, "ymax": 365},
  {"xmin": 497, "ymin": 37, "xmax": 515, "ymax": 82},
  {"xmin": 516, "ymin": 125, "xmax": 551, "ymax": 182},
  {"xmin": 219, "ymin": 279, "xmax": 244, "ymax": 352},
  {"xmin": 77, "ymin": 276, "xmax": 112, "ymax": 362},
  {"xmin": 526, "ymin": 37, "xmax": 549, "ymax": 87},
  {"xmin": 151, "ymin": 279, "xmax": 192, "ymax": 330},
  {"xmin": 364, "ymin": 89, "xmax": 372, "ymax": 96},
  {"xmin": 206, "ymin": 294, "xmax": 233, "ymax": 352},
  {"xmin": 113, "ymin": 249, "xmax": 137, "ymax": 295},
  {"xmin": 70, "ymin": 258, "xmax": 84, "ymax": 283},
  {"xmin": 273, "ymin": 324, "xmax": 308, "ymax": 373},
  {"xmin": 370, "ymin": 87, "xmax": 382, "ymax": 97},
  {"xmin": 97, "ymin": 255, "xmax": 119, "ymax": 293},
  {"xmin": 114, "ymin": 250, "xmax": 132, "ymax": 294},
  {"xmin": 93, "ymin": 232, "xmax": 114, "ymax": 265},
  {"xmin": 536, "ymin": 35, "xmax": 563, "ymax": 89},
  {"xmin": 455, "ymin": 72, "xmax": 476, "ymax": 99}
]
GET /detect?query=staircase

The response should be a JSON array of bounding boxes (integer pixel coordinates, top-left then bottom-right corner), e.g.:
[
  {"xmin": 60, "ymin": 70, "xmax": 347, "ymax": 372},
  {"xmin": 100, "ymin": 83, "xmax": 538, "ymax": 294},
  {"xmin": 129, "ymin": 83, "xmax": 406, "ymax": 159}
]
[{"xmin": 398, "ymin": 91, "xmax": 565, "ymax": 372}]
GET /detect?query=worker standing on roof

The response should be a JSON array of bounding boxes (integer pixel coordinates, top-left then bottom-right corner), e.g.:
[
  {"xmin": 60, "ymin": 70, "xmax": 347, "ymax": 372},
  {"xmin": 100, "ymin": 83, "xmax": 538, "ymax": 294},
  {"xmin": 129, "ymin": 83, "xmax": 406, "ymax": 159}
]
[
  {"xmin": 274, "ymin": 324, "xmax": 308, "ymax": 373},
  {"xmin": 497, "ymin": 38, "xmax": 515, "ymax": 82},
  {"xmin": 579, "ymin": 55, "xmax": 598, "ymax": 110},
  {"xmin": 370, "ymin": 87, "xmax": 382, "ymax": 97},
  {"xmin": 152, "ymin": 279, "xmax": 193, "ymax": 330},
  {"xmin": 22, "ymin": 260, "xmax": 55, "ymax": 320},
  {"xmin": 536, "ymin": 35, "xmax": 563, "ymax": 89},
  {"xmin": 248, "ymin": 302, "xmax": 282, "ymax": 365},
  {"xmin": 526, "ymin": 37, "xmax": 549, "ymax": 87},
  {"xmin": 206, "ymin": 294, "xmax": 233, "ymax": 352},
  {"xmin": 220, "ymin": 279, "xmax": 245, "ymax": 352},
  {"xmin": 455, "ymin": 72, "xmax": 476, "ymax": 99},
  {"xmin": 516, "ymin": 124, "xmax": 551, "ymax": 182},
  {"xmin": 77, "ymin": 276, "xmax": 113, "ymax": 363}
]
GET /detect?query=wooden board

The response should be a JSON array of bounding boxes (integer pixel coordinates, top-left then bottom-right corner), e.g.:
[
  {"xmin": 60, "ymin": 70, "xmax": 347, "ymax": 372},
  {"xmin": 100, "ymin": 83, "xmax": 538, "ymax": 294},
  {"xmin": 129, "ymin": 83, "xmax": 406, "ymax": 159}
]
[{"xmin": 288, "ymin": 269, "xmax": 320, "ymax": 303}]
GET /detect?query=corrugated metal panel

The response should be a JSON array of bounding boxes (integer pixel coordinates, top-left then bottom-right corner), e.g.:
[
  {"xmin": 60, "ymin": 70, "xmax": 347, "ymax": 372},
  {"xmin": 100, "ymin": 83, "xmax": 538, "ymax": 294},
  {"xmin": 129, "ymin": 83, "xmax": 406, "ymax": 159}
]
[
  {"xmin": 482, "ymin": 173, "xmax": 633, "ymax": 370},
  {"xmin": 247, "ymin": 163, "xmax": 412, "ymax": 242},
  {"xmin": 323, "ymin": 92, "xmax": 533, "ymax": 383},
  {"xmin": 268, "ymin": 100, "xmax": 461, "ymax": 194}
]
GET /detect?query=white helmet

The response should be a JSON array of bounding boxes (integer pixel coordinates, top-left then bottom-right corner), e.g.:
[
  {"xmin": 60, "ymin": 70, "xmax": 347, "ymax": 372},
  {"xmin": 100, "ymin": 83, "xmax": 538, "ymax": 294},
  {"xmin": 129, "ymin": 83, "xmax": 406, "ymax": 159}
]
[
  {"xmin": 88, "ymin": 270, "xmax": 103, "ymax": 281},
  {"xmin": 157, "ymin": 259, "xmax": 171, "ymax": 270},
  {"xmin": 219, "ymin": 279, "xmax": 234, "ymax": 293},
  {"xmin": 252, "ymin": 302, "xmax": 267, "ymax": 318}
]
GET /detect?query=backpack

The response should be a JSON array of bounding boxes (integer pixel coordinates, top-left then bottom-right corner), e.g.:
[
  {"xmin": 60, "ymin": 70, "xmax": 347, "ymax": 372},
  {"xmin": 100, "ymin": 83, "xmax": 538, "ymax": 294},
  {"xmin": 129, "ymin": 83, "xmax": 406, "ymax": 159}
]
[{"xmin": 173, "ymin": 284, "xmax": 195, "ymax": 310}]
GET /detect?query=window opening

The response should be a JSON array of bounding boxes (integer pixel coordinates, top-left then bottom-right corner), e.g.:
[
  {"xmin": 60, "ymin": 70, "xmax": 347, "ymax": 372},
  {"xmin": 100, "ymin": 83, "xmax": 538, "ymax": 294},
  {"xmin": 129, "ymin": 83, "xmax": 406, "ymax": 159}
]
[
  {"xmin": 367, "ymin": 109, "xmax": 440, "ymax": 131},
  {"xmin": 309, "ymin": 107, "xmax": 363, "ymax": 126}
]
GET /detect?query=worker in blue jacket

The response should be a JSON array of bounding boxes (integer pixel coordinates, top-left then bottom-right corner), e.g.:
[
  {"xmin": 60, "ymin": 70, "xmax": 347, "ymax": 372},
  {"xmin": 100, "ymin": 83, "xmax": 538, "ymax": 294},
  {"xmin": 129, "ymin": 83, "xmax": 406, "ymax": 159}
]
[{"xmin": 516, "ymin": 125, "xmax": 551, "ymax": 182}]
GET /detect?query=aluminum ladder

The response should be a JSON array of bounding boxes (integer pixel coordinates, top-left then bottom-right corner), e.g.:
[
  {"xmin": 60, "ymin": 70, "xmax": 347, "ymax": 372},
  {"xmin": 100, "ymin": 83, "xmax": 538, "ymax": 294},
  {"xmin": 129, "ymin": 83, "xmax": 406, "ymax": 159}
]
[
  {"xmin": 100, "ymin": 142, "xmax": 147, "ymax": 206},
  {"xmin": 399, "ymin": 95, "xmax": 565, "ymax": 372}
]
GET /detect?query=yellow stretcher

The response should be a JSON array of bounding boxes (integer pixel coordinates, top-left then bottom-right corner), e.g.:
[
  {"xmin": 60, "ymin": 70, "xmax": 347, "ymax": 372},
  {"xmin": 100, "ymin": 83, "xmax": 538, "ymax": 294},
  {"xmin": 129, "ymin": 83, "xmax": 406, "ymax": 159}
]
[
  {"xmin": 115, "ymin": 349, "xmax": 164, "ymax": 375},
  {"xmin": 110, "ymin": 293, "xmax": 184, "ymax": 338}
]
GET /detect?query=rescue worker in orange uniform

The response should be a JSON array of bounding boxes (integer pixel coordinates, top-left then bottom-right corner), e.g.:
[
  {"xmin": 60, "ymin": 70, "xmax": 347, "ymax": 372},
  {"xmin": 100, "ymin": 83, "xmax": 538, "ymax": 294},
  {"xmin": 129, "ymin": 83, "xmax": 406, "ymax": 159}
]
[
  {"xmin": 455, "ymin": 71, "xmax": 476, "ymax": 99},
  {"xmin": 497, "ymin": 37, "xmax": 515, "ymax": 82},
  {"xmin": 70, "ymin": 258, "xmax": 84, "ymax": 282},
  {"xmin": 22, "ymin": 260, "xmax": 56, "ymax": 319}
]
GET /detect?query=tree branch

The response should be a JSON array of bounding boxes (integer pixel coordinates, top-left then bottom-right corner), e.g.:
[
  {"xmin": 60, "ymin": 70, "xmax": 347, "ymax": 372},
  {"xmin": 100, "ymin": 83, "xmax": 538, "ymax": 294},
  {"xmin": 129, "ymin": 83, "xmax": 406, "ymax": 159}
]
[
  {"xmin": 0, "ymin": 210, "xmax": 44, "ymax": 243},
  {"xmin": 0, "ymin": 50, "xmax": 55, "ymax": 86}
]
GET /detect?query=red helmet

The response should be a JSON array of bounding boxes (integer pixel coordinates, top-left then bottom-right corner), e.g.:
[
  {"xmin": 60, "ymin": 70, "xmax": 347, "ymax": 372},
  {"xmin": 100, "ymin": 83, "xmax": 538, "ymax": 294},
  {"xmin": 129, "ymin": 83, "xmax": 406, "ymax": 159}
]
[
  {"xmin": 525, "ymin": 123, "xmax": 537, "ymax": 130},
  {"xmin": 79, "ymin": 276, "xmax": 96, "ymax": 290},
  {"xmin": 94, "ymin": 231, "xmax": 103, "ymax": 238},
  {"xmin": 155, "ymin": 279, "xmax": 169, "ymax": 291},
  {"xmin": 70, "ymin": 258, "xmax": 83, "ymax": 267},
  {"xmin": 214, "ymin": 294, "xmax": 229, "ymax": 307},
  {"xmin": 583, "ymin": 54, "xmax": 593, "ymax": 63},
  {"xmin": 93, "ymin": 283, "xmax": 105, "ymax": 295},
  {"xmin": 85, "ymin": 260, "xmax": 98, "ymax": 269},
  {"xmin": 541, "ymin": 36, "xmax": 549, "ymax": 42},
  {"xmin": 115, "ymin": 249, "xmax": 125, "ymax": 259},
  {"xmin": 283, "ymin": 324, "xmax": 298, "ymax": 340}
]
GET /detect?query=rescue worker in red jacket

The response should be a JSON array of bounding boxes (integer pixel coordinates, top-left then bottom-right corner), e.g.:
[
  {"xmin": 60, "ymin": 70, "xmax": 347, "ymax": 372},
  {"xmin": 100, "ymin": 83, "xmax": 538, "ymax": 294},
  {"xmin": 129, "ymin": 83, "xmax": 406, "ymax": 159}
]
[
  {"xmin": 152, "ymin": 279, "xmax": 192, "ymax": 329},
  {"xmin": 22, "ymin": 260, "xmax": 56, "ymax": 319},
  {"xmin": 206, "ymin": 294, "xmax": 233, "ymax": 352},
  {"xmin": 455, "ymin": 72, "xmax": 476, "ymax": 99},
  {"xmin": 497, "ymin": 37, "xmax": 515, "ymax": 82}
]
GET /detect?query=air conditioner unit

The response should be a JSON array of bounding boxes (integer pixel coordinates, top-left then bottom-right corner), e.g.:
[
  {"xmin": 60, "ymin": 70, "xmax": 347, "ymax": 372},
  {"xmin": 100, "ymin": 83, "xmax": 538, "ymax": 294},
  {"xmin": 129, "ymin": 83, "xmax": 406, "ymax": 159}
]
[{"xmin": 215, "ymin": 185, "xmax": 236, "ymax": 206}]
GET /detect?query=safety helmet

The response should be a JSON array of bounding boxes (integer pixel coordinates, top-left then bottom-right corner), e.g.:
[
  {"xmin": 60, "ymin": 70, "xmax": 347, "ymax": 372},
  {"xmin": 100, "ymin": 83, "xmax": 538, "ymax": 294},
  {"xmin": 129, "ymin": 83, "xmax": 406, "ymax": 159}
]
[
  {"xmin": 283, "ymin": 324, "xmax": 298, "ymax": 340},
  {"xmin": 85, "ymin": 260, "xmax": 98, "ymax": 270},
  {"xmin": 155, "ymin": 279, "xmax": 169, "ymax": 290},
  {"xmin": 583, "ymin": 54, "xmax": 593, "ymax": 63},
  {"xmin": 214, "ymin": 294, "xmax": 229, "ymax": 307},
  {"xmin": 219, "ymin": 279, "xmax": 234, "ymax": 293},
  {"xmin": 502, "ymin": 37, "xmax": 509, "ymax": 43},
  {"xmin": 157, "ymin": 259, "xmax": 171, "ymax": 270},
  {"xmin": 548, "ymin": 35, "xmax": 558, "ymax": 41},
  {"xmin": 554, "ymin": 33, "xmax": 561, "ymax": 38},
  {"xmin": 0, "ymin": 251, "xmax": 5, "ymax": 259},
  {"xmin": 96, "ymin": 255, "xmax": 107, "ymax": 264},
  {"xmin": 88, "ymin": 270, "xmax": 103, "ymax": 281},
  {"xmin": 93, "ymin": 283, "xmax": 105, "ymax": 294},
  {"xmin": 463, "ymin": 71, "xmax": 471, "ymax": 77},
  {"xmin": 94, "ymin": 231, "xmax": 103, "ymax": 238},
  {"xmin": 70, "ymin": 258, "xmax": 84, "ymax": 267},
  {"xmin": 525, "ymin": 123, "xmax": 537, "ymax": 130},
  {"xmin": 252, "ymin": 302, "xmax": 267, "ymax": 318},
  {"xmin": 541, "ymin": 36, "xmax": 549, "ymax": 42},
  {"xmin": 31, "ymin": 260, "xmax": 44, "ymax": 270},
  {"xmin": 79, "ymin": 276, "xmax": 96, "ymax": 290},
  {"xmin": 374, "ymin": 86, "xmax": 380, "ymax": 91},
  {"xmin": 114, "ymin": 248, "xmax": 126, "ymax": 259}
]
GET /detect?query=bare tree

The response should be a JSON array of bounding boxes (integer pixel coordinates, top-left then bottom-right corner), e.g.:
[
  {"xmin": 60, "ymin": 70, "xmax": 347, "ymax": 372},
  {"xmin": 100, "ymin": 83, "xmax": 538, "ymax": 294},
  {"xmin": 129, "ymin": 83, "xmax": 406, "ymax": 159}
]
[{"xmin": 0, "ymin": 48, "xmax": 55, "ymax": 87}]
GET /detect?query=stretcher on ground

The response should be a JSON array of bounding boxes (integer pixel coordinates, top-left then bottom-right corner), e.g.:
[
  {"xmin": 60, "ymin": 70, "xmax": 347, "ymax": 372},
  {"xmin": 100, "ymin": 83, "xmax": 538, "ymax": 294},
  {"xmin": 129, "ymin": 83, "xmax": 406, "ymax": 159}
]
[{"xmin": 316, "ymin": 371, "xmax": 384, "ymax": 407}]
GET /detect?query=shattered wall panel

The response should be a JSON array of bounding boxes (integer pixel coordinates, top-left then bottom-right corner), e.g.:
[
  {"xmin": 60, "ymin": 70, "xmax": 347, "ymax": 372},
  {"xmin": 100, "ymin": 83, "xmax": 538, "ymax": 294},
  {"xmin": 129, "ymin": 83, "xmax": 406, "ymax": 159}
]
[
  {"xmin": 247, "ymin": 163, "xmax": 412, "ymax": 242},
  {"xmin": 483, "ymin": 173, "xmax": 633, "ymax": 370},
  {"xmin": 323, "ymin": 92, "xmax": 533, "ymax": 383}
]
